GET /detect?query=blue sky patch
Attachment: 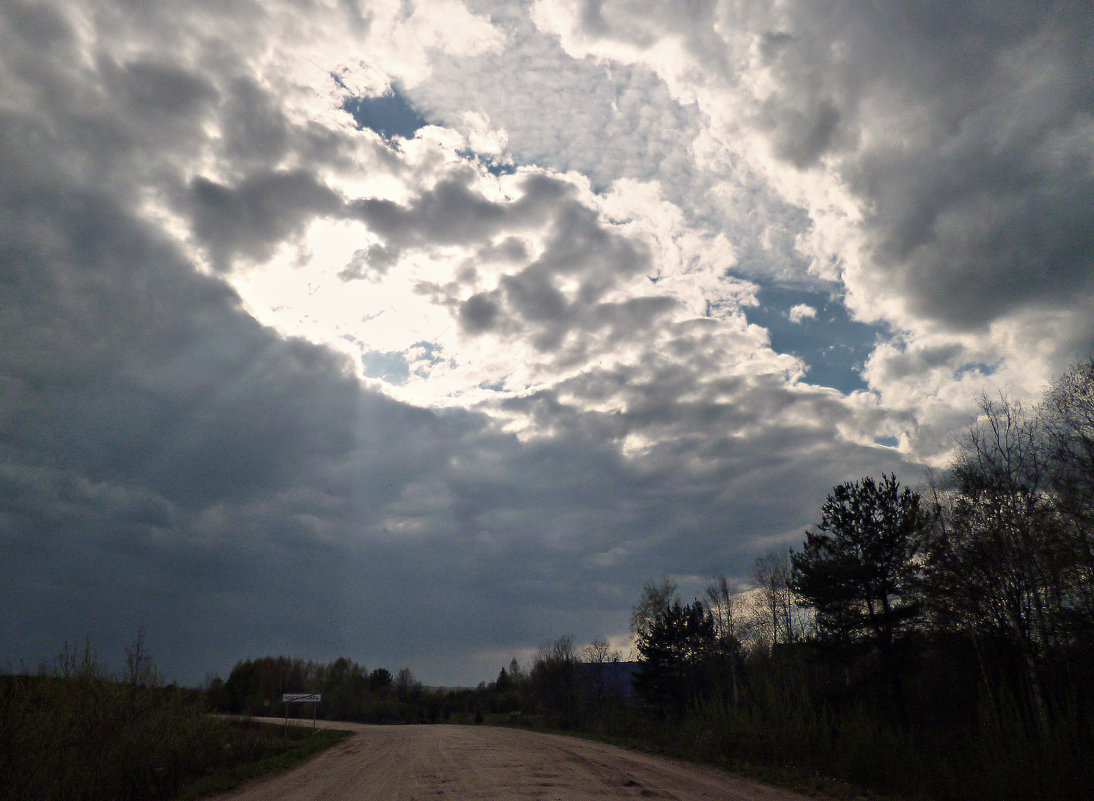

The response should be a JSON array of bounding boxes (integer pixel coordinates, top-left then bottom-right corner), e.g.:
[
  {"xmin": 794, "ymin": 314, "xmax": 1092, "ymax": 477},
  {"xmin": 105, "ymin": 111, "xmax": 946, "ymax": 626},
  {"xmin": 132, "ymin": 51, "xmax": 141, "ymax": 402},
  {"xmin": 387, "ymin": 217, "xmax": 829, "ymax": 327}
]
[
  {"xmin": 342, "ymin": 88, "xmax": 429, "ymax": 140},
  {"xmin": 362, "ymin": 350, "xmax": 411, "ymax": 385},
  {"xmin": 456, "ymin": 149, "xmax": 517, "ymax": 176},
  {"xmin": 739, "ymin": 279, "xmax": 889, "ymax": 394},
  {"xmin": 407, "ymin": 341, "xmax": 448, "ymax": 378}
]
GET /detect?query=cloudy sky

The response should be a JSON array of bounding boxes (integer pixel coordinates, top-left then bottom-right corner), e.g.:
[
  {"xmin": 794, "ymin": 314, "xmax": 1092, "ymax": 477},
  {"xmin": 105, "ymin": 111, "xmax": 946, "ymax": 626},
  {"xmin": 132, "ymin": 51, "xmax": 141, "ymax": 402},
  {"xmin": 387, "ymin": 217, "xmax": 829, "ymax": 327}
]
[{"xmin": 2, "ymin": 0, "xmax": 1092, "ymax": 686}]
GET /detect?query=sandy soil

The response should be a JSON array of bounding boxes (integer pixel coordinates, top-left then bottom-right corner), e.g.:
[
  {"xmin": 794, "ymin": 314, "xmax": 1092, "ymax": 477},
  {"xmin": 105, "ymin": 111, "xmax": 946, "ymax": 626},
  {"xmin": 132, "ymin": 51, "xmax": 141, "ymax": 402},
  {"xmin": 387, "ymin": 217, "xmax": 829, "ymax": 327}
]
[{"xmin": 211, "ymin": 718, "xmax": 815, "ymax": 801}]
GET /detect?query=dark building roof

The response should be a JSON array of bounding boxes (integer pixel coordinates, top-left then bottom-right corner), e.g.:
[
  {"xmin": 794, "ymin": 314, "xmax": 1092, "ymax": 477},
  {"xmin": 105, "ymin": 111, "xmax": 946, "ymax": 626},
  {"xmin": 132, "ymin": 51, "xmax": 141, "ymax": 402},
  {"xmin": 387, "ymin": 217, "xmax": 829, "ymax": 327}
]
[{"xmin": 577, "ymin": 661, "xmax": 641, "ymax": 697}]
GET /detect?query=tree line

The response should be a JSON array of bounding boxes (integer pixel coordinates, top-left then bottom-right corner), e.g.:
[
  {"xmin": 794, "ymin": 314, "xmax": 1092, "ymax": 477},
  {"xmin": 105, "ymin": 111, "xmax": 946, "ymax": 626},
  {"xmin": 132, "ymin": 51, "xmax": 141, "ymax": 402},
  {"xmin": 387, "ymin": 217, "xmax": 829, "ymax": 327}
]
[
  {"xmin": 476, "ymin": 355, "xmax": 1094, "ymax": 801},
  {"xmin": 207, "ymin": 356, "xmax": 1094, "ymax": 800},
  {"xmin": 207, "ymin": 656, "xmax": 472, "ymax": 724}
]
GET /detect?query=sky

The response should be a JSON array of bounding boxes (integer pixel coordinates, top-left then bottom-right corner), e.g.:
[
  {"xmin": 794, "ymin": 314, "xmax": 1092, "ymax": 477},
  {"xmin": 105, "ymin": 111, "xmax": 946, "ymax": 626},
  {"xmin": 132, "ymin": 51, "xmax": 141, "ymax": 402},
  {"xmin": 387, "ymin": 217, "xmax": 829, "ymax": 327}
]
[{"xmin": 2, "ymin": 0, "xmax": 1092, "ymax": 687}]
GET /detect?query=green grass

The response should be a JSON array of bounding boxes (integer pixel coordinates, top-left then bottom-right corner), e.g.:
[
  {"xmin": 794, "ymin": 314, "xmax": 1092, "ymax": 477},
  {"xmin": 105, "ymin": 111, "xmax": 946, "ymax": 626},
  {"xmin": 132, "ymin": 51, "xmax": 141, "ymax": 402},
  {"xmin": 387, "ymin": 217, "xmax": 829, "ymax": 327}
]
[
  {"xmin": 492, "ymin": 712, "xmax": 906, "ymax": 801},
  {"xmin": 0, "ymin": 640, "xmax": 353, "ymax": 801},
  {"xmin": 176, "ymin": 721, "xmax": 353, "ymax": 800}
]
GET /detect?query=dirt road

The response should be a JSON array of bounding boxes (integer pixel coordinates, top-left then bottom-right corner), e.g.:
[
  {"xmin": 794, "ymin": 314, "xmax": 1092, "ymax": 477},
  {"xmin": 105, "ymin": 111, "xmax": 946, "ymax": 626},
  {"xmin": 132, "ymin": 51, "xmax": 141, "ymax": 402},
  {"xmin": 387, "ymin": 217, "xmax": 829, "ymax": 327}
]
[{"xmin": 212, "ymin": 720, "xmax": 814, "ymax": 801}]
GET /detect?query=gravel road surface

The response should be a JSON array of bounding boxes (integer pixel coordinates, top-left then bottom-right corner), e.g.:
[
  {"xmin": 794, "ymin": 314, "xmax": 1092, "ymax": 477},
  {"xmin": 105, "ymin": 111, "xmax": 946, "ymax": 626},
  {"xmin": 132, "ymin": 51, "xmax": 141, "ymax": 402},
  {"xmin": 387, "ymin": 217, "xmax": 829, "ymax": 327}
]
[{"xmin": 211, "ymin": 719, "xmax": 815, "ymax": 801}]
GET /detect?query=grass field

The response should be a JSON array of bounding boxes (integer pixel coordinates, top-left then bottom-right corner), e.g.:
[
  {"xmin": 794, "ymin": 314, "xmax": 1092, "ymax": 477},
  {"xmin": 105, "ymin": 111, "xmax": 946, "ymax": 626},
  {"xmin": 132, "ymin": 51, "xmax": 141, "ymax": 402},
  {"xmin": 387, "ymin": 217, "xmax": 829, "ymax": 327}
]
[{"xmin": 0, "ymin": 641, "xmax": 351, "ymax": 801}]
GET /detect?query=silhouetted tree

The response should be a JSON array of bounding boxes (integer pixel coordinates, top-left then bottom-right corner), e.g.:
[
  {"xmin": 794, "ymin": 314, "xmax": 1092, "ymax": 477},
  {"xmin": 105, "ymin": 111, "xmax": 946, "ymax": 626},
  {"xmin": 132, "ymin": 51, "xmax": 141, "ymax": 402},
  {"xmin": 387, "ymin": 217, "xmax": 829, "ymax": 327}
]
[
  {"xmin": 704, "ymin": 575, "xmax": 747, "ymax": 705},
  {"xmin": 791, "ymin": 474, "xmax": 930, "ymax": 720},
  {"xmin": 924, "ymin": 394, "xmax": 1087, "ymax": 732},
  {"xmin": 530, "ymin": 637, "xmax": 580, "ymax": 727},
  {"xmin": 368, "ymin": 668, "xmax": 393, "ymax": 692},
  {"xmin": 634, "ymin": 599, "xmax": 718, "ymax": 718}
]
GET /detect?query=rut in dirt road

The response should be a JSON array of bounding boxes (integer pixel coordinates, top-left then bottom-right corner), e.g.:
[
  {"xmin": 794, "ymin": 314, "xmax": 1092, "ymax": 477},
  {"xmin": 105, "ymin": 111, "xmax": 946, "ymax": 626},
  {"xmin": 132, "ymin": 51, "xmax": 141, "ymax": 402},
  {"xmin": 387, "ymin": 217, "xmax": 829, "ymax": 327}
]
[{"xmin": 213, "ymin": 722, "xmax": 814, "ymax": 801}]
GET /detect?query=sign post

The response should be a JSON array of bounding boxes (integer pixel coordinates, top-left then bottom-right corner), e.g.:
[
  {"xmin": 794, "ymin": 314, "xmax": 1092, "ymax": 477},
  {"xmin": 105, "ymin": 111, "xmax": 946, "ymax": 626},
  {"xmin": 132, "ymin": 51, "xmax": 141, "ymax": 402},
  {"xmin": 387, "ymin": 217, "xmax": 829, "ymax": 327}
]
[{"xmin": 282, "ymin": 693, "xmax": 322, "ymax": 734}]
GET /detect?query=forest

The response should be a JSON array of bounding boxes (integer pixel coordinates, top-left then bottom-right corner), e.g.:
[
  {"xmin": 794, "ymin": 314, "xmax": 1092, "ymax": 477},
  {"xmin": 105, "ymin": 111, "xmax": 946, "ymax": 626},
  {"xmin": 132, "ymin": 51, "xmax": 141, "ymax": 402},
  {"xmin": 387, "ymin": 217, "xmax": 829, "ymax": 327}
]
[{"xmin": 210, "ymin": 356, "xmax": 1094, "ymax": 800}]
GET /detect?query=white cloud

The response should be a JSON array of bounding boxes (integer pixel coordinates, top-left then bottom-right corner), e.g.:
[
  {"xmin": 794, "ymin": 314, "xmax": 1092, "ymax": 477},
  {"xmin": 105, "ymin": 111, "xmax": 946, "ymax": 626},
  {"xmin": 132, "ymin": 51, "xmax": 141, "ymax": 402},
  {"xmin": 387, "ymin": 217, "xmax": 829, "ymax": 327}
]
[{"xmin": 788, "ymin": 303, "xmax": 816, "ymax": 324}]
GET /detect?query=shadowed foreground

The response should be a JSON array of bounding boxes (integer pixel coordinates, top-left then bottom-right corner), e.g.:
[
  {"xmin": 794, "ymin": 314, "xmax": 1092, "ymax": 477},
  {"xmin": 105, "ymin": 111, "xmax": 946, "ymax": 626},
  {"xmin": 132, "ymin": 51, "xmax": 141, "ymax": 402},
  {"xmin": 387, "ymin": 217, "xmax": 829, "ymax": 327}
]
[{"xmin": 213, "ymin": 720, "xmax": 812, "ymax": 801}]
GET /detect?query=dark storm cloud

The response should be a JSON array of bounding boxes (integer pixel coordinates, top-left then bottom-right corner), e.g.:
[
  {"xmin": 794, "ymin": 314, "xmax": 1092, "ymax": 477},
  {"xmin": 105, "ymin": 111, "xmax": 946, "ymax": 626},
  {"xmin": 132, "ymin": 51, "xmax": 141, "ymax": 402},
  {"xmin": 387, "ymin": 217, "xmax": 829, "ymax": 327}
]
[
  {"xmin": 459, "ymin": 292, "xmax": 502, "ymax": 333},
  {"xmin": 105, "ymin": 57, "xmax": 220, "ymax": 118},
  {"xmin": 560, "ymin": 0, "xmax": 1094, "ymax": 331},
  {"xmin": 0, "ymin": 0, "xmax": 941, "ymax": 688},
  {"xmin": 348, "ymin": 171, "xmax": 573, "ymax": 260},
  {"xmin": 350, "ymin": 167, "xmax": 658, "ymax": 355},
  {"xmin": 762, "ymin": 96, "xmax": 845, "ymax": 170},
  {"xmin": 761, "ymin": 1, "xmax": 1094, "ymax": 327},
  {"xmin": 221, "ymin": 76, "xmax": 292, "ymax": 164},
  {"xmin": 1, "ymin": 0, "xmax": 72, "ymax": 47},
  {"xmin": 187, "ymin": 169, "xmax": 344, "ymax": 269}
]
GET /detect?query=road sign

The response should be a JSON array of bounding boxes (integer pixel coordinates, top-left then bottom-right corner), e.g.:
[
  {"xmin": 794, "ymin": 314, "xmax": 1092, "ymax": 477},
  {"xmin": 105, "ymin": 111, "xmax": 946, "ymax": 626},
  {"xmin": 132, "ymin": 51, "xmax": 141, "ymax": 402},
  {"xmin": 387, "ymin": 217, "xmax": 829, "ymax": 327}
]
[
  {"xmin": 282, "ymin": 693, "xmax": 322, "ymax": 732},
  {"xmin": 282, "ymin": 693, "xmax": 321, "ymax": 703}
]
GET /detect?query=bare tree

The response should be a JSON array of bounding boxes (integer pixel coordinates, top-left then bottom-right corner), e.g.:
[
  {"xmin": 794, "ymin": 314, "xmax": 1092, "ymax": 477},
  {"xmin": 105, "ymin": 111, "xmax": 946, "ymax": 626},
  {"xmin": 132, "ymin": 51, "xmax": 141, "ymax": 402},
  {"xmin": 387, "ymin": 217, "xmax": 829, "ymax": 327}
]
[
  {"xmin": 531, "ymin": 637, "xmax": 580, "ymax": 726},
  {"xmin": 704, "ymin": 575, "xmax": 735, "ymax": 642},
  {"xmin": 581, "ymin": 638, "xmax": 621, "ymax": 716},
  {"xmin": 630, "ymin": 577, "xmax": 678, "ymax": 643},
  {"xmin": 704, "ymin": 574, "xmax": 743, "ymax": 705},
  {"xmin": 925, "ymin": 395, "xmax": 1068, "ymax": 732},
  {"xmin": 1042, "ymin": 357, "xmax": 1094, "ymax": 619},
  {"xmin": 752, "ymin": 551, "xmax": 803, "ymax": 650},
  {"xmin": 582, "ymin": 638, "xmax": 620, "ymax": 665}
]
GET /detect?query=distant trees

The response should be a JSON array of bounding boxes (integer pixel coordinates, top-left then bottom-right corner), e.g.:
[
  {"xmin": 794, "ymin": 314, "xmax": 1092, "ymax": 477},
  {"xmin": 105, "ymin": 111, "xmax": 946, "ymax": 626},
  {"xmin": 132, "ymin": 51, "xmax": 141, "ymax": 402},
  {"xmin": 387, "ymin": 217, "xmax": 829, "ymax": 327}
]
[
  {"xmin": 633, "ymin": 598, "xmax": 727, "ymax": 717},
  {"xmin": 529, "ymin": 637, "xmax": 580, "ymax": 727},
  {"xmin": 215, "ymin": 656, "xmax": 445, "ymax": 723},
  {"xmin": 395, "ymin": 667, "xmax": 421, "ymax": 699},
  {"xmin": 223, "ymin": 656, "xmax": 310, "ymax": 715},
  {"xmin": 581, "ymin": 638, "xmax": 622, "ymax": 713},
  {"xmin": 368, "ymin": 668, "xmax": 393, "ymax": 692}
]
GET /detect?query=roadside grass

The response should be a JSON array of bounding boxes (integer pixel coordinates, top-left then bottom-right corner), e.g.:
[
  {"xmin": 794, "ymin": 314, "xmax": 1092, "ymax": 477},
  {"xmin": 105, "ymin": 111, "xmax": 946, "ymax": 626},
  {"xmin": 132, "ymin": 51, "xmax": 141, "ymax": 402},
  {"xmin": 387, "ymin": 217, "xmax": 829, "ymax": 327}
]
[
  {"xmin": 0, "ymin": 640, "xmax": 352, "ymax": 801},
  {"xmin": 489, "ymin": 712, "xmax": 900, "ymax": 801},
  {"xmin": 176, "ymin": 721, "xmax": 353, "ymax": 800}
]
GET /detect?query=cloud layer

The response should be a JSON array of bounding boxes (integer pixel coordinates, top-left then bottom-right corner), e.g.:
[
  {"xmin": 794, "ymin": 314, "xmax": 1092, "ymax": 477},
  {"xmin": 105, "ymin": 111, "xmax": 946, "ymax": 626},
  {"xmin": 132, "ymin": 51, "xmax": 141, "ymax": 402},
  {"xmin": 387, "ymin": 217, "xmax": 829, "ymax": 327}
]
[{"xmin": 1, "ymin": 0, "xmax": 1089, "ymax": 685}]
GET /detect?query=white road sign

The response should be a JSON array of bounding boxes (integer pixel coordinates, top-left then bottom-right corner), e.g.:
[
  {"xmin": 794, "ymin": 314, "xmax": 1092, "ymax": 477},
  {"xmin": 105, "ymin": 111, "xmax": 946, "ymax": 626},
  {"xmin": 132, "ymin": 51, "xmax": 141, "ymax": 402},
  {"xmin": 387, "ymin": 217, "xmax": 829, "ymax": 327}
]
[{"xmin": 282, "ymin": 693, "xmax": 321, "ymax": 703}]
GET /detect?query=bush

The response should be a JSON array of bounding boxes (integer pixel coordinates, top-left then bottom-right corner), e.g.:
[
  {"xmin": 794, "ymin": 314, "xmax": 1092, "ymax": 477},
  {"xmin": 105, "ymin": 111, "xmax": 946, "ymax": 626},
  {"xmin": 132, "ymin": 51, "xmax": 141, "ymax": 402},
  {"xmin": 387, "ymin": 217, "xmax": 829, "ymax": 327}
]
[{"xmin": 0, "ymin": 638, "xmax": 345, "ymax": 801}]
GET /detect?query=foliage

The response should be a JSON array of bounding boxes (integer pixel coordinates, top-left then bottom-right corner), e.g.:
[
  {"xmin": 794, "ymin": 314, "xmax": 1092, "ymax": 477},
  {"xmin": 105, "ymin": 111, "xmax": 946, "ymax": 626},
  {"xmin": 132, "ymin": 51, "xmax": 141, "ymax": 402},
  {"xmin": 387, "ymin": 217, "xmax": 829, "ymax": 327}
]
[
  {"xmin": 215, "ymin": 655, "xmax": 480, "ymax": 725},
  {"xmin": 790, "ymin": 474, "xmax": 928, "ymax": 651},
  {"xmin": 629, "ymin": 576, "xmax": 678, "ymax": 641},
  {"xmin": 488, "ymin": 356, "xmax": 1094, "ymax": 801},
  {"xmin": 633, "ymin": 599, "xmax": 722, "ymax": 718},
  {"xmin": 529, "ymin": 636, "xmax": 581, "ymax": 727},
  {"xmin": 0, "ymin": 639, "xmax": 346, "ymax": 801},
  {"xmin": 175, "ymin": 723, "xmax": 351, "ymax": 801},
  {"xmin": 923, "ymin": 391, "xmax": 1094, "ymax": 736}
]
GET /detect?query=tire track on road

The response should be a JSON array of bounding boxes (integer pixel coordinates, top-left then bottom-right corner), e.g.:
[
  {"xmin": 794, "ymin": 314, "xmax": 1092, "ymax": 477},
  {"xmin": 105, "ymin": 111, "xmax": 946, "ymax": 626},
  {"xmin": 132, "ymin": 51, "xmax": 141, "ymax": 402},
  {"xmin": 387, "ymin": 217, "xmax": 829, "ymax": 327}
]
[{"xmin": 212, "ymin": 722, "xmax": 815, "ymax": 801}]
